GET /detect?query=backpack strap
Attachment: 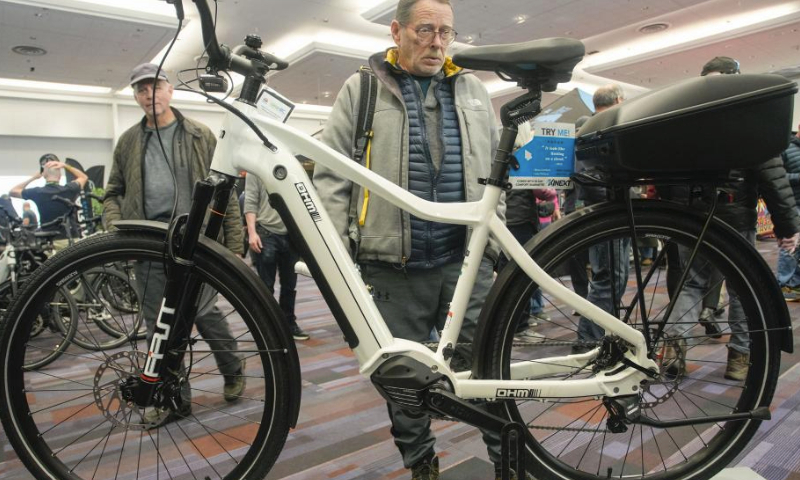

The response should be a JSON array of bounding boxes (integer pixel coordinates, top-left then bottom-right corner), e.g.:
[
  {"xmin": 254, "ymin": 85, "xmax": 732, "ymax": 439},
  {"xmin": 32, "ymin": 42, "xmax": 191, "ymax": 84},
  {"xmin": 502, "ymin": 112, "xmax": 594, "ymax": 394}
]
[
  {"xmin": 354, "ymin": 66, "xmax": 378, "ymax": 164},
  {"xmin": 347, "ymin": 67, "xmax": 379, "ymax": 257}
]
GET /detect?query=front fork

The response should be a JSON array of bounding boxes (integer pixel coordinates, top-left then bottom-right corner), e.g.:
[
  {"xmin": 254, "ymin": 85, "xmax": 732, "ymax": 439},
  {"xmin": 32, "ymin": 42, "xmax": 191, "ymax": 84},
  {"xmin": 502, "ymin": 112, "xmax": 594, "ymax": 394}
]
[{"xmin": 133, "ymin": 172, "xmax": 239, "ymax": 409}]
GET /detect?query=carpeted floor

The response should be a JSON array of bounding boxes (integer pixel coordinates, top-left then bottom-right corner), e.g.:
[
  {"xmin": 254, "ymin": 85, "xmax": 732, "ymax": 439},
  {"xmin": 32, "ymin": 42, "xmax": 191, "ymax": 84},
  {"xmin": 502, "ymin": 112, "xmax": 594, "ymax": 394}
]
[{"xmin": 1, "ymin": 239, "xmax": 798, "ymax": 480}]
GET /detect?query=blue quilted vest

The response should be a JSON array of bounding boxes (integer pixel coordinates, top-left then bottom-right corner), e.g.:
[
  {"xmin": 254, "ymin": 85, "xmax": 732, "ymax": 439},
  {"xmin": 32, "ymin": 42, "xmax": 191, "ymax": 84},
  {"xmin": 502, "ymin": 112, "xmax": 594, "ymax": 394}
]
[{"xmin": 394, "ymin": 72, "xmax": 466, "ymax": 269}]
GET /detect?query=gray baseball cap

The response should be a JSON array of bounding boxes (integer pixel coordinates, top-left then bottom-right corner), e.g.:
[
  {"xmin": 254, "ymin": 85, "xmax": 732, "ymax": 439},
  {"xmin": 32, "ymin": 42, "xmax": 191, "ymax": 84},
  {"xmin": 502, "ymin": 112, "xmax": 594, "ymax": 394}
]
[
  {"xmin": 129, "ymin": 63, "xmax": 169, "ymax": 86},
  {"xmin": 701, "ymin": 56, "xmax": 740, "ymax": 76}
]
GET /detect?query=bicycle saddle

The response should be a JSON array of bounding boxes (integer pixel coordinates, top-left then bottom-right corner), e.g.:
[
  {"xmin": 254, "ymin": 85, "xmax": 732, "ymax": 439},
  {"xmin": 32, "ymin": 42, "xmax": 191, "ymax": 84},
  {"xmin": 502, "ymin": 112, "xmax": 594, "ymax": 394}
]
[{"xmin": 453, "ymin": 38, "xmax": 585, "ymax": 91}]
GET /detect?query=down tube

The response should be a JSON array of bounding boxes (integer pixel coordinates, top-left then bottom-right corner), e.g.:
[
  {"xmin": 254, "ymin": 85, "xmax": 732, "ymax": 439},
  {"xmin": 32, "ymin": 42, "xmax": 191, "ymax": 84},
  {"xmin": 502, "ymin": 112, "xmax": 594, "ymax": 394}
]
[{"xmin": 225, "ymin": 170, "xmax": 391, "ymax": 367}]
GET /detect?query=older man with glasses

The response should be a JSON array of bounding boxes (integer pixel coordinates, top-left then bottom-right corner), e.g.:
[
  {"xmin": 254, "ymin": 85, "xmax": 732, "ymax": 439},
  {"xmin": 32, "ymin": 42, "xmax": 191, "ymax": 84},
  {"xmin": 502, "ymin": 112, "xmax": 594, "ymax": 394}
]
[{"xmin": 315, "ymin": 0, "xmax": 522, "ymax": 478}]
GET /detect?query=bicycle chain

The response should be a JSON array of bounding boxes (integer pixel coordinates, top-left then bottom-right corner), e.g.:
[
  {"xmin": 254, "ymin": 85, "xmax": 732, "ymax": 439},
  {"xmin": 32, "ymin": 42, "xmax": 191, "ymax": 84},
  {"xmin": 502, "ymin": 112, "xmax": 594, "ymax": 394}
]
[{"xmin": 422, "ymin": 340, "xmax": 610, "ymax": 433}]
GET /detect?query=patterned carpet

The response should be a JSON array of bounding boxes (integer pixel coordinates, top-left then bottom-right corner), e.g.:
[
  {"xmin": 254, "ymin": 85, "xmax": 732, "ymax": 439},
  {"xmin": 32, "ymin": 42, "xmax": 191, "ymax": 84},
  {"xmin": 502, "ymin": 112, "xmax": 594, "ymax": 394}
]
[{"xmin": 1, "ymin": 239, "xmax": 799, "ymax": 480}]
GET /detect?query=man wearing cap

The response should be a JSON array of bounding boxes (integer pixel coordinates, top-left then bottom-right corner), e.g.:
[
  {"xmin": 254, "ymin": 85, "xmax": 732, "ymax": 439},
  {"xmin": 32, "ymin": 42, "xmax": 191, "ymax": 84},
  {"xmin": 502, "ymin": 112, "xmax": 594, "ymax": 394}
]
[
  {"xmin": 104, "ymin": 63, "xmax": 246, "ymax": 426},
  {"xmin": 10, "ymin": 154, "xmax": 88, "ymax": 249}
]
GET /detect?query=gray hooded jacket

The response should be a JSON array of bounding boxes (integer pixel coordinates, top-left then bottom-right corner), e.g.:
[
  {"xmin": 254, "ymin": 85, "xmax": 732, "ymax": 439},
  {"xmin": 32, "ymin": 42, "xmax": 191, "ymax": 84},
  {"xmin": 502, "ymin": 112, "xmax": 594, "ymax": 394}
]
[{"xmin": 314, "ymin": 48, "xmax": 504, "ymax": 265}]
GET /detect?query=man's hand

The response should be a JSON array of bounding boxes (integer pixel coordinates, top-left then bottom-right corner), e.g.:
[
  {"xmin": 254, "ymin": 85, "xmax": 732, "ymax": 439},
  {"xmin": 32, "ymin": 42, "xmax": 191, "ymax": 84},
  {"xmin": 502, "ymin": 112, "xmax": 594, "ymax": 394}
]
[
  {"xmin": 249, "ymin": 232, "xmax": 263, "ymax": 254},
  {"xmin": 777, "ymin": 233, "xmax": 799, "ymax": 253},
  {"xmin": 44, "ymin": 160, "xmax": 65, "ymax": 170}
]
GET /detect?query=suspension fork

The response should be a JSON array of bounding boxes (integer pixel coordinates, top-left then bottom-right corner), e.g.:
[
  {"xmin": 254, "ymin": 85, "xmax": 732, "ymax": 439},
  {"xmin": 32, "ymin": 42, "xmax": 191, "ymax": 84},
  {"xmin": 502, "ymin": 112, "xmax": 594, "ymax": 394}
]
[{"xmin": 135, "ymin": 172, "xmax": 238, "ymax": 408}]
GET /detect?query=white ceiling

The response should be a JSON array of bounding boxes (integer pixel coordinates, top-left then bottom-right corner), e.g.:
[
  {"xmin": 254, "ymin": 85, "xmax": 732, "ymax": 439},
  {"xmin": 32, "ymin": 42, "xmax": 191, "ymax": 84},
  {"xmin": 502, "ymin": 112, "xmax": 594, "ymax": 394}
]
[{"xmin": 1, "ymin": 0, "xmax": 799, "ymax": 108}]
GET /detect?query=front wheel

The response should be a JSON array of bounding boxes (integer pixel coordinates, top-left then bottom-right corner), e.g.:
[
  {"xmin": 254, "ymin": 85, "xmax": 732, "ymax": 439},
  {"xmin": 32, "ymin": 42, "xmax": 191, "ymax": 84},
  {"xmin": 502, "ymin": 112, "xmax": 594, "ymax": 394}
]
[
  {"xmin": 480, "ymin": 201, "xmax": 782, "ymax": 480},
  {"xmin": 0, "ymin": 230, "xmax": 298, "ymax": 480}
]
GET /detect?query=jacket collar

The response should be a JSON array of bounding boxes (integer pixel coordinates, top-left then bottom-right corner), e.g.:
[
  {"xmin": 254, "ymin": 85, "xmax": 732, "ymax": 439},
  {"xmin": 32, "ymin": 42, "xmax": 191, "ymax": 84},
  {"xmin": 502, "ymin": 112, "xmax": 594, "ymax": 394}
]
[
  {"xmin": 138, "ymin": 107, "xmax": 201, "ymax": 137},
  {"xmin": 380, "ymin": 47, "xmax": 462, "ymax": 78}
]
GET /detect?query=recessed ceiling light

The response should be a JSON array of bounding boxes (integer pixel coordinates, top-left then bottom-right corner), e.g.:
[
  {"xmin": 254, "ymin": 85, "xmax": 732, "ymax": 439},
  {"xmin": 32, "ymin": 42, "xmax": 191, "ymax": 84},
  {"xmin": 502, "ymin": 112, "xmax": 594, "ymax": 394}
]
[
  {"xmin": 464, "ymin": 35, "xmax": 474, "ymax": 44},
  {"xmin": 638, "ymin": 23, "xmax": 670, "ymax": 34},
  {"xmin": 514, "ymin": 15, "xmax": 527, "ymax": 24},
  {"xmin": 322, "ymin": 91, "xmax": 331, "ymax": 98},
  {"xmin": 12, "ymin": 45, "xmax": 46, "ymax": 56}
]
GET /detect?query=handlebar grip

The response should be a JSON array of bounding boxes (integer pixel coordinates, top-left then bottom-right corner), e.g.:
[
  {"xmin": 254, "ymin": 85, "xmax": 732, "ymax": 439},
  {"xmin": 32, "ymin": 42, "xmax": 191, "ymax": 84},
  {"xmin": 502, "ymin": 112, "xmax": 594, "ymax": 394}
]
[{"xmin": 86, "ymin": 192, "xmax": 105, "ymax": 202}]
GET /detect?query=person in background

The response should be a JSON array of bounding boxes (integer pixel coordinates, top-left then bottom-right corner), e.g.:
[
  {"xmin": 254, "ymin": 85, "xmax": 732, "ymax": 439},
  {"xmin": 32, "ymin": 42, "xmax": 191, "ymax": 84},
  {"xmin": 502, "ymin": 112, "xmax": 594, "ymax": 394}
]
[
  {"xmin": 10, "ymin": 155, "xmax": 88, "ymax": 249},
  {"xmin": 104, "ymin": 63, "xmax": 245, "ymax": 427},
  {"xmin": 664, "ymin": 56, "xmax": 800, "ymax": 381},
  {"xmin": 573, "ymin": 84, "xmax": 632, "ymax": 353},
  {"xmin": 243, "ymin": 173, "xmax": 310, "ymax": 341},
  {"xmin": 777, "ymin": 122, "xmax": 800, "ymax": 300},
  {"xmin": 22, "ymin": 202, "xmax": 38, "ymax": 228},
  {"xmin": 314, "ymin": 1, "xmax": 524, "ymax": 478},
  {"xmin": 561, "ymin": 178, "xmax": 588, "ymax": 313},
  {"xmin": 497, "ymin": 121, "xmax": 558, "ymax": 339},
  {"xmin": 0, "ymin": 194, "xmax": 20, "ymax": 245},
  {"xmin": 635, "ymin": 186, "xmax": 658, "ymax": 266}
]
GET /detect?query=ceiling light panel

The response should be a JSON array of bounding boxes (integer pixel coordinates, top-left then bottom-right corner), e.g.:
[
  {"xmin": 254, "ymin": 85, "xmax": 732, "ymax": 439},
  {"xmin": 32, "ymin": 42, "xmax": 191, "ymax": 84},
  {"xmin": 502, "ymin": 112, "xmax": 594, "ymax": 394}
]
[
  {"xmin": 0, "ymin": 1, "xmax": 176, "ymax": 89},
  {"xmin": 266, "ymin": 51, "xmax": 366, "ymax": 107},
  {"xmin": 590, "ymin": 19, "xmax": 800, "ymax": 87}
]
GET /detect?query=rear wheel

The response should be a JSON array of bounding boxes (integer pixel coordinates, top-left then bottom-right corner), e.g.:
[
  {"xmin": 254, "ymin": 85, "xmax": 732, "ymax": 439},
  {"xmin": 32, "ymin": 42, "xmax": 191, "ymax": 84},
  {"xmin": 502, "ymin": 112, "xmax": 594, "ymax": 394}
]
[
  {"xmin": 0, "ymin": 230, "xmax": 296, "ymax": 480},
  {"xmin": 481, "ymin": 202, "xmax": 782, "ymax": 480}
]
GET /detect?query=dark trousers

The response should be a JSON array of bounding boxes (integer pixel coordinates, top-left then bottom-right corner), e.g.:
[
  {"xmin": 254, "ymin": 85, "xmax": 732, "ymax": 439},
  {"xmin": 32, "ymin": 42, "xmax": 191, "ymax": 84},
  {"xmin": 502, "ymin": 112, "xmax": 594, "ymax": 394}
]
[
  {"xmin": 361, "ymin": 259, "xmax": 501, "ymax": 468},
  {"xmin": 250, "ymin": 228, "xmax": 299, "ymax": 323}
]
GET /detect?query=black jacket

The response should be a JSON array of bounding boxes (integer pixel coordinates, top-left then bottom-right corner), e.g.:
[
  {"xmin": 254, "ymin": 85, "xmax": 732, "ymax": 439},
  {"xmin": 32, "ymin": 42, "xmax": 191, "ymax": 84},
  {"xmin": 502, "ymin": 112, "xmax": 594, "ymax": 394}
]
[
  {"xmin": 661, "ymin": 156, "xmax": 800, "ymax": 238},
  {"xmin": 782, "ymin": 135, "xmax": 800, "ymax": 205}
]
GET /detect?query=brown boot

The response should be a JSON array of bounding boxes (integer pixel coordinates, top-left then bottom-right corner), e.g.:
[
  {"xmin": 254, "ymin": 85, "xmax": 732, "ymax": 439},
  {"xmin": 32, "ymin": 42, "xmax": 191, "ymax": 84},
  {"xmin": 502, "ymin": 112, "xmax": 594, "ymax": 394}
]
[
  {"xmin": 724, "ymin": 348, "xmax": 749, "ymax": 381},
  {"xmin": 661, "ymin": 337, "xmax": 687, "ymax": 379}
]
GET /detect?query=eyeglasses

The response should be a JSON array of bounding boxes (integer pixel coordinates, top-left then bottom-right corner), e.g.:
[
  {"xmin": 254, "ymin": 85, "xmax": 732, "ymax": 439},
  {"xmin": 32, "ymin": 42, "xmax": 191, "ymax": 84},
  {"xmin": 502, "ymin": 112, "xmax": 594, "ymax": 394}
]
[{"xmin": 402, "ymin": 23, "xmax": 457, "ymax": 45}]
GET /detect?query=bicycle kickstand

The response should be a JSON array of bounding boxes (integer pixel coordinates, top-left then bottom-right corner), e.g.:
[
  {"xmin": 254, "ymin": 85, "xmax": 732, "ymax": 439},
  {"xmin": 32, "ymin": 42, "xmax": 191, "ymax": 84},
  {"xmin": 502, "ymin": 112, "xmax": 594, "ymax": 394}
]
[{"xmin": 499, "ymin": 422, "xmax": 526, "ymax": 480}]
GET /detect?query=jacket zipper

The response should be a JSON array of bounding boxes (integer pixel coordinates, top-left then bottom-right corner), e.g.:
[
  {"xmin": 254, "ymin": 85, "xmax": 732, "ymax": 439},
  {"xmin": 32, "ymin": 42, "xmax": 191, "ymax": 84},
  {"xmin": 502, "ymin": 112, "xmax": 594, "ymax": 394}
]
[{"xmin": 414, "ymin": 76, "xmax": 437, "ymax": 266}]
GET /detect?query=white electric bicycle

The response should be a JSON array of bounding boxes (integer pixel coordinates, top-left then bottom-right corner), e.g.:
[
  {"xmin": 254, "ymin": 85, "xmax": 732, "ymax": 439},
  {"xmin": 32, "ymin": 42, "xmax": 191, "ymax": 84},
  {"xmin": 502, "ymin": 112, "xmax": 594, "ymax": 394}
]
[{"xmin": 1, "ymin": 1, "xmax": 795, "ymax": 479}]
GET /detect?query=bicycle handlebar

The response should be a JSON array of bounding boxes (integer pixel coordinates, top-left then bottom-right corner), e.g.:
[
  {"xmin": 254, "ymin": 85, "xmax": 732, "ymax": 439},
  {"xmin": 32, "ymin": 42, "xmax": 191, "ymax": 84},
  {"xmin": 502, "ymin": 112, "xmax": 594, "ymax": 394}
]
[{"xmin": 170, "ymin": 0, "xmax": 288, "ymax": 79}]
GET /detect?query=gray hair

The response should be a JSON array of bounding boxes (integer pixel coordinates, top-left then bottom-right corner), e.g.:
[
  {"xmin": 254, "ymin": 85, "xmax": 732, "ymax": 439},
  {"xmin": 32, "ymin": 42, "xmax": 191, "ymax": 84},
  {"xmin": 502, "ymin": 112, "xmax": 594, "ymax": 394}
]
[
  {"xmin": 592, "ymin": 84, "xmax": 625, "ymax": 110},
  {"xmin": 43, "ymin": 166, "xmax": 61, "ymax": 181},
  {"xmin": 395, "ymin": 0, "xmax": 452, "ymax": 24}
]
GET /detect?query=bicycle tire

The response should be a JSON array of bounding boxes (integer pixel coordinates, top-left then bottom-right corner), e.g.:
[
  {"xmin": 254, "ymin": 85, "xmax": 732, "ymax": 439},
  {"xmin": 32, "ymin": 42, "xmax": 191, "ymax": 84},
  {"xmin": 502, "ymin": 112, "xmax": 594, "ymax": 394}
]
[
  {"xmin": 0, "ymin": 229, "xmax": 296, "ymax": 480},
  {"xmin": 478, "ymin": 200, "xmax": 782, "ymax": 480},
  {"xmin": 62, "ymin": 266, "xmax": 144, "ymax": 350},
  {"xmin": 90, "ymin": 265, "xmax": 141, "ymax": 314},
  {"xmin": 22, "ymin": 285, "xmax": 79, "ymax": 371},
  {"xmin": 87, "ymin": 266, "xmax": 144, "ymax": 336}
]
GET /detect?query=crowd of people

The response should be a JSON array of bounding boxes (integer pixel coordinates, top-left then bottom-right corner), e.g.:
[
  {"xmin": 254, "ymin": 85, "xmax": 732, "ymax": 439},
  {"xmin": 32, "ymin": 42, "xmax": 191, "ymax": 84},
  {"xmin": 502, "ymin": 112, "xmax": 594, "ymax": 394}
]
[{"xmin": 3, "ymin": 0, "xmax": 800, "ymax": 478}]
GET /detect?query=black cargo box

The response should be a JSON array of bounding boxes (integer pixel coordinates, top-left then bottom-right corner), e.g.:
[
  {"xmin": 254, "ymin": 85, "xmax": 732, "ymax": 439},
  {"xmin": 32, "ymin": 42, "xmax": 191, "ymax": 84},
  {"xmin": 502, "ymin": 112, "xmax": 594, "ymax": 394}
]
[{"xmin": 575, "ymin": 74, "xmax": 797, "ymax": 173}]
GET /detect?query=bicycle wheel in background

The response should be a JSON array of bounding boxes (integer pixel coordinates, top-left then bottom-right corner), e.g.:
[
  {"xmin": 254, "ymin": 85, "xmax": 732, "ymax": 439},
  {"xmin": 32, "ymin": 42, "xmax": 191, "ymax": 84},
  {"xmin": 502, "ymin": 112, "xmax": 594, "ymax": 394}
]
[
  {"xmin": 479, "ymin": 201, "xmax": 782, "ymax": 480},
  {"xmin": 62, "ymin": 266, "xmax": 144, "ymax": 350},
  {"xmin": 0, "ymin": 230, "xmax": 297, "ymax": 480},
  {"xmin": 22, "ymin": 285, "xmax": 79, "ymax": 370}
]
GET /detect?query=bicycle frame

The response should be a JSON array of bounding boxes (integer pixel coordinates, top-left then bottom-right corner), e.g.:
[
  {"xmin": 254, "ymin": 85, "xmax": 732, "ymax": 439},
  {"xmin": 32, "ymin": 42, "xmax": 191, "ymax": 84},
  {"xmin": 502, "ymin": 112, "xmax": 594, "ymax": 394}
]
[{"xmin": 208, "ymin": 100, "xmax": 657, "ymax": 402}]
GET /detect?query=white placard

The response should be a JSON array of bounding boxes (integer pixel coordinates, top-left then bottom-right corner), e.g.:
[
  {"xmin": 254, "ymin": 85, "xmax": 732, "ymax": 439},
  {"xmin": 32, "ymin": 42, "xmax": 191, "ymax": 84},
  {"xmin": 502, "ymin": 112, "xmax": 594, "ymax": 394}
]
[{"xmin": 256, "ymin": 87, "xmax": 295, "ymax": 123}]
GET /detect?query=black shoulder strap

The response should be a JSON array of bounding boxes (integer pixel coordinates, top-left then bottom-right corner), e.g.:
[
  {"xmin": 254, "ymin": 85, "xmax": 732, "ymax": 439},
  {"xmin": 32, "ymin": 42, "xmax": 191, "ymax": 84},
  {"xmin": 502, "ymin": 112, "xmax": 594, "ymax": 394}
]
[{"xmin": 353, "ymin": 66, "xmax": 378, "ymax": 164}]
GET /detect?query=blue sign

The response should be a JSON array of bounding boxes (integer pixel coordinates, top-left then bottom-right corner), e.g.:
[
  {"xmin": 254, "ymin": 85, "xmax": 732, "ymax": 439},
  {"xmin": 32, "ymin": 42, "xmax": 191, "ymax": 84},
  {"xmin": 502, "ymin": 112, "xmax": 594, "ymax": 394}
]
[{"xmin": 510, "ymin": 122, "xmax": 575, "ymax": 189}]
